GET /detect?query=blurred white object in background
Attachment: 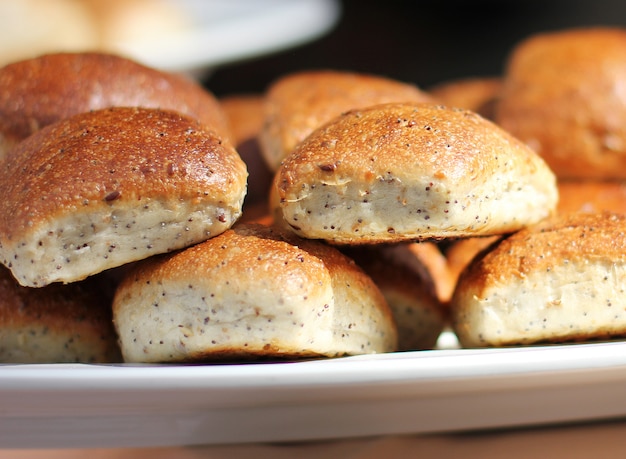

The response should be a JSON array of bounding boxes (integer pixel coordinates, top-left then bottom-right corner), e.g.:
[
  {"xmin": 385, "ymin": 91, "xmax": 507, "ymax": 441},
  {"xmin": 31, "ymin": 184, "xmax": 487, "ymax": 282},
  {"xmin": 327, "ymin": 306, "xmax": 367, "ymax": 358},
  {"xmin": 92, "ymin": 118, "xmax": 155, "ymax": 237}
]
[{"xmin": 0, "ymin": 0, "xmax": 341, "ymax": 74}]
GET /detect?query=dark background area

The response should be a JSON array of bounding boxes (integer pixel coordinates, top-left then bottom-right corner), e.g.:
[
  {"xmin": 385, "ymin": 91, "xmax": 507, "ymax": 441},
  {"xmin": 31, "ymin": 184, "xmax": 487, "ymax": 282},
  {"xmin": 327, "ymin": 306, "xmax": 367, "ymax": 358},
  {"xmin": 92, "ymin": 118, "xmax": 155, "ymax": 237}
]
[{"xmin": 205, "ymin": 0, "xmax": 626, "ymax": 96}]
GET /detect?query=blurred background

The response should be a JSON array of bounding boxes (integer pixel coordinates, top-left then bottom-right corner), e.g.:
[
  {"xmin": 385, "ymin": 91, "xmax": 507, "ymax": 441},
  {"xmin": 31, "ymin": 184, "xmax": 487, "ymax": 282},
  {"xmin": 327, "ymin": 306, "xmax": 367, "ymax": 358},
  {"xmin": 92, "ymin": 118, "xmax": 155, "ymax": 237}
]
[
  {"xmin": 205, "ymin": 0, "xmax": 626, "ymax": 95},
  {"xmin": 4, "ymin": 0, "xmax": 626, "ymax": 94}
]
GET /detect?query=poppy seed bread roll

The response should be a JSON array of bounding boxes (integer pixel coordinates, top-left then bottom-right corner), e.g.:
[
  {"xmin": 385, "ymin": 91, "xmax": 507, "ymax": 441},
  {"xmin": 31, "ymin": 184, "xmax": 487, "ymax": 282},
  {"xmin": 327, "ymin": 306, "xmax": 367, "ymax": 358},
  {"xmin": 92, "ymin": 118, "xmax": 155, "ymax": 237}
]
[
  {"xmin": 274, "ymin": 102, "xmax": 558, "ymax": 244},
  {"xmin": 495, "ymin": 27, "xmax": 626, "ymax": 179},
  {"xmin": 0, "ymin": 266, "xmax": 121, "ymax": 363},
  {"xmin": 259, "ymin": 70, "xmax": 435, "ymax": 171},
  {"xmin": 451, "ymin": 212, "xmax": 626, "ymax": 347},
  {"xmin": 0, "ymin": 51, "xmax": 231, "ymax": 158},
  {"xmin": 0, "ymin": 106, "xmax": 248, "ymax": 287},
  {"xmin": 112, "ymin": 223, "xmax": 397, "ymax": 362}
]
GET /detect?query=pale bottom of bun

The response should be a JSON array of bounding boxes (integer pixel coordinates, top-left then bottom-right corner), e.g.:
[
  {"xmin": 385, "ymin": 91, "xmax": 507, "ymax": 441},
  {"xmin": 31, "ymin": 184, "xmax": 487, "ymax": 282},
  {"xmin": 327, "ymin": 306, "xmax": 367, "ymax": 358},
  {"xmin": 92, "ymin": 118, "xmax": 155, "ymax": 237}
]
[
  {"xmin": 3, "ymin": 198, "xmax": 242, "ymax": 287},
  {"xmin": 0, "ymin": 270, "xmax": 121, "ymax": 363},
  {"xmin": 385, "ymin": 289, "xmax": 446, "ymax": 350},
  {"xmin": 453, "ymin": 262, "xmax": 626, "ymax": 347},
  {"xmin": 279, "ymin": 174, "xmax": 556, "ymax": 244}
]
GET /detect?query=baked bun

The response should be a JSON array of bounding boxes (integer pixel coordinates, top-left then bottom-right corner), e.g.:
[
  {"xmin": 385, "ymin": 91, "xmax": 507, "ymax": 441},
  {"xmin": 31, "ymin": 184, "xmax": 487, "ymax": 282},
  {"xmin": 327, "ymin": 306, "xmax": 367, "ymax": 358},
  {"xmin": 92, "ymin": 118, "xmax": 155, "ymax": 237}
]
[
  {"xmin": 557, "ymin": 180, "xmax": 626, "ymax": 215},
  {"xmin": 274, "ymin": 102, "xmax": 558, "ymax": 244},
  {"xmin": 451, "ymin": 211, "xmax": 626, "ymax": 347},
  {"xmin": 342, "ymin": 243, "xmax": 446, "ymax": 350},
  {"xmin": 495, "ymin": 27, "xmax": 626, "ymax": 179},
  {"xmin": 0, "ymin": 51, "xmax": 230, "ymax": 158},
  {"xmin": 259, "ymin": 70, "xmax": 435, "ymax": 171},
  {"xmin": 443, "ymin": 236, "xmax": 501, "ymax": 300},
  {"xmin": 0, "ymin": 266, "xmax": 120, "ymax": 363},
  {"xmin": 220, "ymin": 94, "xmax": 274, "ymax": 212},
  {"xmin": 112, "ymin": 223, "xmax": 397, "ymax": 362},
  {"xmin": 0, "ymin": 106, "xmax": 247, "ymax": 287},
  {"xmin": 429, "ymin": 76, "xmax": 502, "ymax": 120}
]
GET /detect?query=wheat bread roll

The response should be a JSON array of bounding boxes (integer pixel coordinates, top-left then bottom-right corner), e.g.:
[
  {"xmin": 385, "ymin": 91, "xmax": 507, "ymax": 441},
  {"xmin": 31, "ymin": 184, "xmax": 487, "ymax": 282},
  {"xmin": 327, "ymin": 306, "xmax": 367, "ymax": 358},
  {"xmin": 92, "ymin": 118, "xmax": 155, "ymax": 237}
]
[
  {"xmin": 343, "ymin": 243, "xmax": 446, "ymax": 351},
  {"xmin": 259, "ymin": 70, "xmax": 435, "ymax": 171},
  {"xmin": 451, "ymin": 211, "xmax": 626, "ymax": 347},
  {"xmin": 112, "ymin": 222, "xmax": 397, "ymax": 362},
  {"xmin": 220, "ymin": 94, "xmax": 274, "ymax": 210},
  {"xmin": 0, "ymin": 106, "xmax": 247, "ymax": 287},
  {"xmin": 0, "ymin": 266, "xmax": 120, "ymax": 363},
  {"xmin": 429, "ymin": 76, "xmax": 502, "ymax": 120},
  {"xmin": 495, "ymin": 27, "xmax": 626, "ymax": 180},
  {"xmin": 0, "ymin": 51, "xmax": 230, "ymax": 159},
  {"xmin": 274, "ymin": 102, "xmax": 558, "ymax": 244},
  {"xmin": 557, "ymin": 180, "xmax": 626, "ymax": 215}
]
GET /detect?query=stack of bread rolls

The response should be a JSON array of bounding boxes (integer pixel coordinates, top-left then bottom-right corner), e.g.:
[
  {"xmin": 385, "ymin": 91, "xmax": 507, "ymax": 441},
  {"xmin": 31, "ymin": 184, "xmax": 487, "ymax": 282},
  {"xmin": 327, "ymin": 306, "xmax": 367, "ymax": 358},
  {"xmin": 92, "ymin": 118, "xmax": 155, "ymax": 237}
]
[{"xmin": 4, "ymin": 25, "xmax": 626, "ymax": 363}]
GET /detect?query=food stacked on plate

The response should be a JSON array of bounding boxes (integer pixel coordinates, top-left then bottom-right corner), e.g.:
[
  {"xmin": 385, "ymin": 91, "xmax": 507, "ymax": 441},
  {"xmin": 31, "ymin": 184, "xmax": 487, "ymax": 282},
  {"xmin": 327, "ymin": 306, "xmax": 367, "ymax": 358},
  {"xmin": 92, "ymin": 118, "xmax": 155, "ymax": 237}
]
[{"xmin": 2, "ymin": 26, "xmax": 626, "ymax": 364}]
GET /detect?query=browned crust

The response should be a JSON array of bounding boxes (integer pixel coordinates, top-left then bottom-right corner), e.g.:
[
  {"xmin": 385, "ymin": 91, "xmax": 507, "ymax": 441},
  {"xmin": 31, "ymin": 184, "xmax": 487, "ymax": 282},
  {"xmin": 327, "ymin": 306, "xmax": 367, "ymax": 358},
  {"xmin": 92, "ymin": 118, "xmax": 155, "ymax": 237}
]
[
  {"xmin": 0, "ymin": 106, "xmax": 247, "ymax": 242},
  {"xmin": 429, "ymin": 76, "xmax": 502, "ymax": 119},
  {"xmin": 495, "ymin": 27, "xmax": 626, "ymax": 179},
  {"xmin": 455, "ymin": 211, "xmax": 626, "ymax": 299},
  {"xmin": 0, "ymin": 52, "xmax": 231, "ymax": 145},
  {"xmin": 260, "ymin": 70, "xmax": 435, "ymax": 170},
  {"xmin": 557, "ymin": 180, "xmax": 626, "ymax": 215}
]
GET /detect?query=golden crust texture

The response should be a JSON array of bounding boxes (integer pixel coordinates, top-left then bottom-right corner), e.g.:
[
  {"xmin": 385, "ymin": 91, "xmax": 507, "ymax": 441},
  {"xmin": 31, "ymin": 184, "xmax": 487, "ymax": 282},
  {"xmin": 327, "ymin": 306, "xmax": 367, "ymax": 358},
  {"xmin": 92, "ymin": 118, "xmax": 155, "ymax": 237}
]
[
  {"xmin": 451, "ymin": 211, "xmax": 626, "ymax": 347},
  {"xmin": 495, "ymin": 27, "xmax": 626, "ymax": 180},
  {"xmin": 429, "ymin": 76, "xmax": 502, "ymax": 120},
  {"xmin": 259, "ymin": 70, "xmax": 435, "ymax": 171},
  {"xmin": 220, "ymin": 94, "xmax": 274, "ymax": 209},
  {"xmin": 557, "ymin": 180, "xmax": 626, "ymax": 215},
  {"xmin": 274, "ymin": 102, "xmax": 558, "ymax": 244},
  {"xmin": 0, "ymin": 106, "xmax": 248, "ymax": 287},
  {"xmin": 0, "ymin": 51, "xmax": 230, "ymax": 158},
  {"xmin": 0, "ymin": 266, "xmax": 121, "ymax": 363},
  {"xmin": 112, "ymin": 222, "xmax": 397, "ymax": 362}
]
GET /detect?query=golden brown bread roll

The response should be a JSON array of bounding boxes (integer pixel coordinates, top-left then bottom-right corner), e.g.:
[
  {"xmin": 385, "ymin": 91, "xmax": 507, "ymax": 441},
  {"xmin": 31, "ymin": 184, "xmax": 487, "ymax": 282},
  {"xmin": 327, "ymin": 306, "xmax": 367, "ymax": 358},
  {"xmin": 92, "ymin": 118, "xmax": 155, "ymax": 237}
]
[
  {"xmin": 220, "ymin": 94, "xmax": 274, "ymax": 212},
  {"xmin": 274, "ymin": 102, "xmax": 558, "ymax": 244},
  {"xmin": 0, "ymin": 266, "xmax": 121, "ymax": 363},
  {"xmin": 0, "ymin": 106, "xmax": 248, "ymax": 287},
  {"xmin": 0, "ymin": 51, "xmax": 230, "ymax": 158},
  {"xmin": 112, "ymin": 222, "xmax": 397, "ymax": 362},
  {"xmin": 259, "ymin": 69, "xmax": 435, "ymax": 171},
  {"xmin": 451, "ymin": 211, "xmax": 626, "ymax": 347},
  {"xmin": 495, "ymin": 27, "xmax": 626, "ymax": 180},
  {"xmin": 342, "ymin": 243, "xmax": 447, "ymax": 351},
  {"xmin": 429, "ymin": 76, "xmax": 502, "ymax": 120},
  {"xmin": 557, "ymin": 180, "xmax": 626, "ymax": 215}
]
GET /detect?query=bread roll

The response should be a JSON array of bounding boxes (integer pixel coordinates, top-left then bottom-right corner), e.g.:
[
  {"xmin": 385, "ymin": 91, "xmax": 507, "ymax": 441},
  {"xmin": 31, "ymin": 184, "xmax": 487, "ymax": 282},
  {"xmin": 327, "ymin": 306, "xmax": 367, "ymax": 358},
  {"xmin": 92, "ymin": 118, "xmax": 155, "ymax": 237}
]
[
  {"xmin": 112, "ymin": 223, "xmax": 397, "ymax": 362},
  {"xmin": 0, "ymin": 266, "xmax": 120, "ymax": 363},
  {"xmin": 220, "ymin": 94, "xmax": 274, "ymax": 211},
  {"xmin": 429, "ymin": 76, "xmax": 502, "ymax": 120},
  {"xmin": 259, "ymin": 70, "xmax": 435, "ymax": 171},
  {"xmin": 0, "ymin": 51, "xmax": 230, "ymax": 159},
  {"xmin": 557, "ymin": 180, "xmax": 626, "ymax": 215},
  {"xmin": 343, "ymin": 243, "xmax": 446, "ymax": 351},
  {"xmin": 451, "ymin": 211, "xmax": 626, "ymax": 347},
  {"xmin": 274, "ymin": 102, "xmax": 558, "ymax": 244},
  {"xmin": 0, "ymin": 106, "xmax": 247, "ymax": 287},
  {"xmin": 495, "ymin": 27, "xmax": 626, "ymax": 179}
]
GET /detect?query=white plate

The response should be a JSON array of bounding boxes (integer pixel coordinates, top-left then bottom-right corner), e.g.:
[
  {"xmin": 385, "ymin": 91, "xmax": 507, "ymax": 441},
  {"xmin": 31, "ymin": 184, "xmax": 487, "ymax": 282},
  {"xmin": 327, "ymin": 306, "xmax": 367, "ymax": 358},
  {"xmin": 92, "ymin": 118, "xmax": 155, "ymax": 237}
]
[
  {"xmin": 4, "ymin": 339, "xmax": 626, "ymax": 448},
  {"xmin": 113, "ymin": 0, "xmax": 341, "ymax": 74}
]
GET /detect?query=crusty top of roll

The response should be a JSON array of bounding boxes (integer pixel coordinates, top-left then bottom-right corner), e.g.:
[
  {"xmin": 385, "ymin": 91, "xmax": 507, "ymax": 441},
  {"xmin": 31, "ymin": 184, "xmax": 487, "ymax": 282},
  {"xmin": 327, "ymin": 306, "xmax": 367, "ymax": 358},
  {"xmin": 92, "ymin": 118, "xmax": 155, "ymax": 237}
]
[
  {"xmin": 0, "ymin": 106, "xmax": 248, "ymax": 287},
  {"xmin": 495, "ymin": 27, "xmax": 626, "ymax": 180},
  {"xmin": 0, "ymin": 52, "xmax": 230, "ymax": 156},
  {"xmin": 451, "ymin": 211, "xmax": 626, "ymax": 347},
  {"xmin": 259, "ymin": 69, "xmax": 436, "ymax": 171},
  {"xmin": 274, "ymin": 102, "xmax": 558, "ymax": 244}
]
